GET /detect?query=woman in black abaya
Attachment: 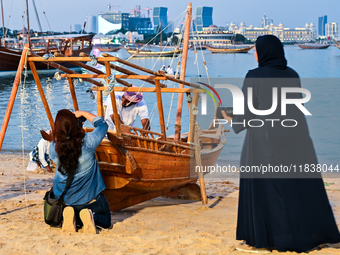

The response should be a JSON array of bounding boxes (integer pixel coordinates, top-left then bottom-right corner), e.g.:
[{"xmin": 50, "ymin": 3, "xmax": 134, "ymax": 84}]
[{"xmin": 223, "ymin": 35, "xmax": 340, "ymax": 253}]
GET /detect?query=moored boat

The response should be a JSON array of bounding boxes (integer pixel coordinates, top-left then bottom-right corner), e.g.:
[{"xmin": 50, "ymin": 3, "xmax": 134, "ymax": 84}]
[
  {"xmin": 296, "ymin": 43, "xmax": 331, "ymax": 49},
  {"xmin": 0, "ymin": 34, "xmax": 94, "ymax": 73},
  {"xmin": 94, "ymin": 43, "xmax": 122, "ymax": 52},
  {"xmin": 125, "ymin": 48, "xmax": 183, "ymax": 58},
  {"xmin": 205, "ymin": 44, "xmax": 254, "ymax": 53}
]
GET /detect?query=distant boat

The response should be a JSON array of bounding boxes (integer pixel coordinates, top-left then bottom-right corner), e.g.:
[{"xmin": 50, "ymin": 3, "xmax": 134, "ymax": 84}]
[
  {"xmin": 205, "ymin": 44, "xmax": 254, "ymax": 53},
  {"xmin": 296, "ymin": 43, "xmax": 330, "ymax": 49},
  {"xmin": 125, "ymin": 48, "xmax": 183, "ymax": 58},
  {"xmin": 0, "ymin": 34, "xmax": 94, "ymax": 72},
  {"xmin": 94, "ymin": 43, "xmax": 122, "ymax": 52}
]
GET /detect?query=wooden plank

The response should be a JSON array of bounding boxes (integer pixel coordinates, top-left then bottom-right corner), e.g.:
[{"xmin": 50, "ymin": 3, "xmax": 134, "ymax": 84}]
[
  {"xmin": 81, "ymin": 52, "xmax": 166, "ymax": 88},
  {"xmin": 115, "ymin": 75, "xmax": 166, "ymax": 80},
  {"xmin": 27, "ymin": 56, "xmax": 118, "ymax": 62},
  {"xmin": 105, "ymin": 61, "xmax": 112, "ymax": 76},
  {"xmin": 188, "ymin": 92, "xmax": 199, "ymax": 143},
  {"xmin": 0, "ymin": 44, "xmax": 29, "ymax": 150},
  {"xmin": 29, "ymin": 61, "xmax": 55, "ymax": 131},
  {"xmin": 61, "ymin": 74, "xmax": 108, "ymax": 78},
  {"xmin": 116, "ymin": 78, "xmax": 133, "ymax": 88},
  {"xmin": 54, "ymin": 52, "xmax": 105, "ymax": 74},
  {"xmin": 174, "ymin": 2, "xmax": 192, "ymax": 141},
  {"xmin": 67, "ymin": 77, "xmax": 79, "ymax": 111},
  {"xmin": 155, "ymin": 80, "xmax": 166, "ymax": 139},
  {"xmin": 28, "ymin": 52, "xmax": 104, "ymax": 87},
  {"xmin": 194, "ymin": 124, "xmax": 208, "ymax": 205},
  {"xmin": 97, "ymin": 90, "xmax": 104, "ymax": 117},
  {"xmin": 121, "ymin": 125, "xmax": 163, "ymax": 137},
  {"xmin": 92, "ymin": 86, "xmax": 204, "ymax": 93},
  {"xmin": 110, "ymin": 90, "xmax": 121, "ymax": 137},
  {"xmin": 124, "ymin": 145, "xmax": 189, "ymax": 157},
  {"xmin": 122, "ymin": 133, "xmax": 190, "ymax": 149},
  {"xmin": 104, "ymin": 53, "xmax": 159, "ymax": 76}
]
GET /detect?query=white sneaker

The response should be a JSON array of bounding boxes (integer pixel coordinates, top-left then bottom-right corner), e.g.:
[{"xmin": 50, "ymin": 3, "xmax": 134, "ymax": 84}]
[
  {"xmin": 62, "ymin": 206, "xmax": 76, "ymax": 232},
  {"xmin": 80, "ymin": 209, "xmax": 97, "ymax": 234}
]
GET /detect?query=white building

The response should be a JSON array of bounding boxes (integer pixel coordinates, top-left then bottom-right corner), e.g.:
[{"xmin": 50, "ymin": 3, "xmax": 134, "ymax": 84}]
[
  {"xmin": 87, "ymin": 15, "xmax": 97, "ymax": 34},
  {"xmin": 93, "ymin": 32, "xmax": 143, "ymax": 44},
  {"xmin": 188, "ymin": 25, "xmax": 234, "ymax": 45},
  {"xmin": 233, "ymin": 22, "xmax": 316, "ymax": 43},
  {"xmin": 325, "ymin": 22, "xmax": 339, "ymax": 38},
  {"xmin": 70, "ymin": 24, "xmax": 81, "ymax": 33}
]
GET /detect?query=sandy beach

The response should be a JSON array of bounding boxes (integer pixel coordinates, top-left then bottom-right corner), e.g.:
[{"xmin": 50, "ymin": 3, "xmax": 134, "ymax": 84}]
[{"xmin": 1, "ymin": 153, "xmax": 340, "ymax": 255}]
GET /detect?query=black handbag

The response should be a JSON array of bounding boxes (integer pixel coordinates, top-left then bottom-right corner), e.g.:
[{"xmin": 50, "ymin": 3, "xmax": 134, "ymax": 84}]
[{"xmin": 43, "ymin": 172, "xmax": 74, "ymax": 226}]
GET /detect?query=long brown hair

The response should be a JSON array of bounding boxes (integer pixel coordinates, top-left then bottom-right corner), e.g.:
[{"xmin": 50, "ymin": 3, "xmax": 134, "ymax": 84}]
[{"xmin": 53, "ymin": 109, "xmax": 85, "ymax": 175}]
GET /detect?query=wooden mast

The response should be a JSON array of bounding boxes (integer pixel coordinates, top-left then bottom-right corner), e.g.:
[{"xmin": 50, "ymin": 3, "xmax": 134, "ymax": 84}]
[
  {"xmin": 1, "ymin": 0, "xmax": 5, "ymax": 47},
  {"xmin": 25, "ymin": 0, "xmax": 31, "ymax": 48},
  {"xmin": 174, "ymin": 2, "xmax": 192, "ymax": 141},
  {"xmin": 0, "ymin": 44, "xmax": 29, "ymax": 150}
]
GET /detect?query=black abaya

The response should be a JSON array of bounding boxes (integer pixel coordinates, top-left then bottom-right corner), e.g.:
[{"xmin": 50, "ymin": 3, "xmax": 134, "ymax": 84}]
[{"xmin": 234, "ymin": 35, "xmax": 340, "ymax": 252}]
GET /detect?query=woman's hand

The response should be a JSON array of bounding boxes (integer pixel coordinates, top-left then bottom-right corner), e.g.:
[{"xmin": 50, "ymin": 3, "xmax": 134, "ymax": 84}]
[
  {"xmin": 221, "ymin": 110, "xmax": 233, "ymax": 123},
  {"xmin": 73, "ymin": 111, "xmax": 84, "ymax": 118},
  {"xmin": 73, "ymin": 111, "xmax": 96, "ymax": 123}
]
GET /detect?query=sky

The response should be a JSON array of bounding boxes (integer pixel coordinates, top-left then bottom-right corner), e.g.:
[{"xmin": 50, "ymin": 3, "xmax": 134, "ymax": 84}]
[{"xmin": 1, "ymin": 0, "xmax": 339, "ymax": 32}]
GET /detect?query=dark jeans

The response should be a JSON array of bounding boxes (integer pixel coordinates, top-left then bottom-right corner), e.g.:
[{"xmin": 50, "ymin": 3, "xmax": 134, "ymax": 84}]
[{"xmin": 71, "ymin": 192, "xmax": 111, "ymax": 229}]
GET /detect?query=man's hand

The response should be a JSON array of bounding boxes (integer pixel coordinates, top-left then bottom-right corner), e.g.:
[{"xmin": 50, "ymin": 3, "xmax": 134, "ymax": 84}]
[{"xmin": 141, "ymin": 119, "xmax": 150, "ymax": 130}]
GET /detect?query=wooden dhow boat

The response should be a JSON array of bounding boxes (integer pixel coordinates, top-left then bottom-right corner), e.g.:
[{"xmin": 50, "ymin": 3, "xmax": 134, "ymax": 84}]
[
  {"xmin": 0, "ymin": 0, "xmax": 93, "ymax": 73},
  {"xmin": 0, "ymin": 3, "xmax": 227, "ymax": 211},
  {"xmin": 125, "ymin": 47, "xmax": 183, "ymax": 58},
  {"xmin": 0, "ymin": 34, "xmax": 94, "ymax": 72},
  {"xmin": 297, "ymin": 43, "xmax": 331, "ymax": 49},
  {"xmin": 205, "ymin": 44, "xmax": 254, "ymax": 53},
  {"xmin": 94, "ymin": 43, "xmax": 122, "ymax": 52}
]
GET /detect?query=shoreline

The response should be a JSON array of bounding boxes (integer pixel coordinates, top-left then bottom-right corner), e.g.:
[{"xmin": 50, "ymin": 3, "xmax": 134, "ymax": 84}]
[{"xmin": 0, "ymin": 154, "xmax": 340, "ymax": 254}]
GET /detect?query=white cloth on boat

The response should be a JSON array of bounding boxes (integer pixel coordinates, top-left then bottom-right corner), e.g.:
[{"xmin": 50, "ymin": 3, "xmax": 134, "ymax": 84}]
[
  {"xmin": 104, "ymin": 93, "xmax": 149, "ymax": 131},
  {"xmin": 27, "ymin": 138, "xmax": 51, "ymax": 171}
]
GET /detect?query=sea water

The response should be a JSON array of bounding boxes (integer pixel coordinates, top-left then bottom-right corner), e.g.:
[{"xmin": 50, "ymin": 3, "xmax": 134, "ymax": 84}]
[{"xmin": 0, "ymin": 45, "xmax": 339, "ymax": 167}]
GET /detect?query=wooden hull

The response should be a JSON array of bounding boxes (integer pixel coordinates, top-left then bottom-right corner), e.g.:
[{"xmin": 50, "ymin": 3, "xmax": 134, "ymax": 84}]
[
  {"xmin": 126, "ymin": 49, "xmax": 183, "ymax": 57},
  {"xmin": 86, "ymin": 126, "xmax": 226, "ymax": 211},
  {"xmin": 297, "ymin": 44, "xmax": 330, "ymax": 49},
  {"xmin": 206, "ymin": 45, "xmax": 254, "ymax": 53}
]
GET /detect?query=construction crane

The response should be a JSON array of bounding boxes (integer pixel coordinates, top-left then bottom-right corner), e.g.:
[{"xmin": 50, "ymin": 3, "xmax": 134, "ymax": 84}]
[
  {"xmin": 143, "ymin": 7, "xmax": 153, "ymax": 18},
  {"xmin": 130, "ymin": 6, "xmax": 142, "ymax": 17},
  {"xmin": 106, "ymin": 4, "xmax": 122, "ymax": 11}
]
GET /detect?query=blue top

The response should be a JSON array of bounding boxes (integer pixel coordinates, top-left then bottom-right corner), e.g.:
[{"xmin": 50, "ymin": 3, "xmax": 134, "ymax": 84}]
[{"xmin": 50, "ymin": 116, "xmax": 108, "ymax": 205}]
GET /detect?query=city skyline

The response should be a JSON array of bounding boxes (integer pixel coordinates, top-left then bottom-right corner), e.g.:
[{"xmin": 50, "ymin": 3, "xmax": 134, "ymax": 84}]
[{"xmin": 0, "ymin": 0, "xmax": 339, "ymax": 32}]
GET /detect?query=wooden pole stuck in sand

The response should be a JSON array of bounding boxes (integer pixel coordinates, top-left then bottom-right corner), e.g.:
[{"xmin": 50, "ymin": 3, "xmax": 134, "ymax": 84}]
[
  {"xmin": 194, "ymin": 122, "xmax": 208, "ymax": 205},
  {"xmin": 0, "ymin": 44, "xmax": 29, "ymax": 151}
]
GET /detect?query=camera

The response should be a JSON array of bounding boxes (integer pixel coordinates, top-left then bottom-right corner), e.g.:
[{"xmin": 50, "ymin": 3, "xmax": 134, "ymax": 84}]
[{"xmin": 77, "ymin": 116, "xmax": 87, "ymax": 128}]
